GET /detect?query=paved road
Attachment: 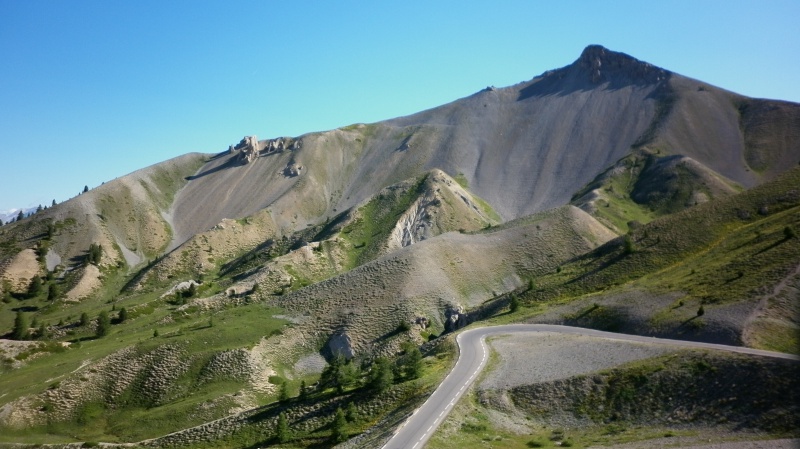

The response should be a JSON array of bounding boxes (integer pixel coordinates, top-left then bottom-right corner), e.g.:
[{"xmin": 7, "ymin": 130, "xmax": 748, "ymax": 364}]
[{"xmin": 380, "ymin": 324, "xmax": 799, "ymax": 449}]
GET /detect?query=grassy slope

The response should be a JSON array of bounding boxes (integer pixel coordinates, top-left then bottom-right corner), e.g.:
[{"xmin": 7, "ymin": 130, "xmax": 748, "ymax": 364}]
[
  {"xmin": 571, "ymin": 149, "xmax": 741, "ymax": 233},
  {"xmin": 519, "ymin": 167, "xmax": 800, "ymax": 353}
]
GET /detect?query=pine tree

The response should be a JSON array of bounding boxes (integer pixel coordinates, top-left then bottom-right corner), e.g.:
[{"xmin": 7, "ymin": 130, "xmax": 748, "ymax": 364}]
[
  {"xmin": 83, "ymin": 185, "xmax": 89, "ymax": 193},
  {"xmin": 117, "ymin": 307, "xmax": 128, "ymax": 323},
  {"xmin": 299, "ymin": 380, "xmax": 308, "ymax": 400},
  {"xmin": 278, "ymin": 381, "xmax": 290, "ymax": 402},
  {"xmin": 88, "ymin": 243, "xmax": 102, "ymax": 265},
  {"xmin": 398, "ymin": 341, "xmax": 423, "ymax": 380},
  {"xmin": 47, "ymin": 283, "xmax": 60, "ymax": 301},
  {"xmin": 0, "ymin": 218, "xmax": 4, "ymax": 226},
  {"xmin": 27, "ymin": 275, "xmax": 43, "ymax": 298},
  {"xmin": 36, "ymin": 204, "xmax": 42, "ymax": 213},
  {"xmin": 345, "ymin": 402, "xmax": 358, "ymax": 422},
  {"xmin": 80, "ymin": 312, "xmax": 90, "ymax": 326},
  {"xmin": 96, "ymin": 311, "xmax": 111, "ymax": 337},
  {"xmin": 16, "ymin": 210, "xmax": 24, "ymax": 221},
  {"xmin": 13, "ymin": 311, "xmax": 29, "ymax": 340},
  {"xmin": 37, "ymin": 322, "xmax": 47, "ymax": 340},
  {"xmin": 368, "ymin": 357, "xmax": 394, "ymax": 393},
  {"xmin": 275, "ymin": 412, "xmax": 290, "ymax": 443},
  {"xmin": 330, "ymin": 407, "xmax": 348, "ymax": 443}
]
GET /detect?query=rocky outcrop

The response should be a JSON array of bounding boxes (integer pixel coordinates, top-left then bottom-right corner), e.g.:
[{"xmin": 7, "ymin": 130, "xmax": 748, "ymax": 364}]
[
  {"xmin": 326, "ymin": 330, "xmax": 354, "ymax": 359},
  {"xmin": 229, "ymin": 135, "xmax": 302, "ymax": 165},
  {"xmin": 576, "ymin": 44, "xmax": 670, "ymax": 85},
  {"xmin": 282, "ymin": 161, "xmax": 302, "ymax": 177},
  {"xmin": 230, "ymin": 135, "xmax": 260, "ymax": 164}
]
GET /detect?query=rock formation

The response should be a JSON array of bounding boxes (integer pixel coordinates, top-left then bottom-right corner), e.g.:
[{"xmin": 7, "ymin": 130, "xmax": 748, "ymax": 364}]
[{"xmin": 228, "ymin": 135, "xmax": 302, "ymax": 164}]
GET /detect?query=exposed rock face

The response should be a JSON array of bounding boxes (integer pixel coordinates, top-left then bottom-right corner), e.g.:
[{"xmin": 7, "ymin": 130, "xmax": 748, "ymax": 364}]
[
  {"xmin": 228, "ymin": 135, "xmax": 301, "ymax": 164},
  {"xmin": 231, "ymin": 135, "xmax": 260, "ymax": 164},
  {"xmin": 444, "ymin": 304, "xmax": 467, "ymax": 333},
  {"xmin": 282, "ymin": 161, "xmax": 302, "ymax": 178},
  {"xmin": 326, "ymin": 330, "xmax": 354, "ymax": 359},
  {"xmin": 576, "ymin": 44, "xmax": 670, "ymax": 85}
]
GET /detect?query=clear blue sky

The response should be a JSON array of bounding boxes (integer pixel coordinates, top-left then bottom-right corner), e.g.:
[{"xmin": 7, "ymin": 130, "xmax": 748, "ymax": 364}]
[{"xmin": 1, "ymin": 0, "xmax": 799, "ymax": 212}]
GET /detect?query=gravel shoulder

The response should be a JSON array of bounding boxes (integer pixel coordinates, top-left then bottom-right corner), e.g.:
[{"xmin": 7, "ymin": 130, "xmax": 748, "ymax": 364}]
[{"xmin": 480, "ymin": 332, "xmax": 675, "ymax": 389}]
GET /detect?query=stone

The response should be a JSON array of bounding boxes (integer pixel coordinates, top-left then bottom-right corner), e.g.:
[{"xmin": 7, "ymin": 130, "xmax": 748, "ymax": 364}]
[{"xmin": 326, "ymin": 331, "xmax": 354, "ymax": 359}]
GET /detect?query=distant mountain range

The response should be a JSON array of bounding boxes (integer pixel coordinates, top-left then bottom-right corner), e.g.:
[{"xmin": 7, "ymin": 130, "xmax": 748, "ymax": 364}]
[{"xmin": 0, "ymin": 207, "xmax": 38, "ymax": 224}]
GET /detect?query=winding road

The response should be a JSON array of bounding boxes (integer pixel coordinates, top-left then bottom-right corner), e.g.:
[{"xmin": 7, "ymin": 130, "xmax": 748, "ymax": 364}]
[{"xmin": 380, "ymin": 324, "xmax": 799, "ymax": 449}]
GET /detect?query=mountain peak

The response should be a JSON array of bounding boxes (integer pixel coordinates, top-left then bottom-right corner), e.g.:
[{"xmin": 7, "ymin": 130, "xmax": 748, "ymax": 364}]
[{"xmin": 574, "ymin": 44, "xmax": 670, "ymax": 84}]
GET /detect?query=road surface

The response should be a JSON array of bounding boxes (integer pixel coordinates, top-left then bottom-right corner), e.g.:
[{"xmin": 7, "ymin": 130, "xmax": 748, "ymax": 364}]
[{"xmin": 380, "ymin": 324, "xmax": 799, "ymax": 449}]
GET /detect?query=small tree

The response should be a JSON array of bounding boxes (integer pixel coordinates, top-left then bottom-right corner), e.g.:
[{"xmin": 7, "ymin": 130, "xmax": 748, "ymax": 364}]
[
  {"xmin": 276, "ymin": 412, "xmax": 290, "ymax": 443},
  {"xmin": 47, "ymin": 283, "xmax": 60, "ymax": 301},
  {"xmin": 299, "ymin": 380, "xmax": 308, "ymax": 400},
  {"xmin": 13, "ymin": 311, "xmax": 29, "ymax": 340},
  {"xmin": 368, "ymin": 357, "xmax": 394, "ymax": 393},
  {"xmin": 80, "ymin": 312, "xmax": 90, "ymax": 327},
  {"xmin": 509, "ymin": 293, "xmax": 520, "ymax": 313},
  {"xmin": 96, "ymin": 311, "xmax": 111, "ymax": 337},
  {"xmin": 83, "ymin": 185, "xmax": 89, "ymax": 193},
  {"xmin": 16, "ymin": 210, "xmax": 24, "ymax": 221},
  {"xmin": 330, "ymin": 407, "xmax": 348, "ymax": 443},
  {"xmin": 397, "ymin": 341, "xmax": 423, "ymax": 380},
  {"xmin": 784, "ymin": 226, "xmax": 797, "ymax": 240},
  {"xmin": 623, "ymin": 235, "xmax": 635, "ymax": 254},
  {"xmin": 27, "ymin": 275, "xmax": 43, "ymax": 298},
  {"xmin": 37, "ymin": 322, "xmax": 47, "ymax": 340},
  {"xmin": 345, "ymin": 402, "xmax": 358, "ymax": 422},
  {"xmin": 52, "ymin": 199, "xmax": 56, "ymax": 207},
  {"xmin": 697, "ymin": 305, "xmax": 705, "ymax": 317},
  {"xmin": 335, "ymin": 359, "xmax": 360, "ymax": 393},
  {"xmin": 117, "ymin": 307, "xmax": 128, "ymax": 323},
  {"xmin": 153, "ymin": 328, "xmax": 159, "ymax": 338},
  {"xmin": 278, "ymin": 381, "xmax": 290, "ymax": 402},
  {"xmin": 87, "ymin": 243, "xmax": 102, "ymax": 265}
]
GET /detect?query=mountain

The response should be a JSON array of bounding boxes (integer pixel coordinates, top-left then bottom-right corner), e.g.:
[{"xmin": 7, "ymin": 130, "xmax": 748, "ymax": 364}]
[
  {"xmin": 0, "ymin": 45, "xmax": 798, "ymax": 448},
  {"xmin": 0, "ymin": 207, "xmax": 38, "ymax": 225}
]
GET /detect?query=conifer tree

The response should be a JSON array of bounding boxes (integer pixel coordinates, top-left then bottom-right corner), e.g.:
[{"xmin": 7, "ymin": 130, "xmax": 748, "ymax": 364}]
[
  {"xmin": 13, "ymin": 311, "xmax": 29, "ymax": 340},
  {"xmin": 276, "ymin": 412, "xmax": 290, "ymax": 443},
  {"xmin": 96, "ymin": 311, "xmax": 111, "ymax": 337},
  {"xmin": 27, "ymin": 275, "xmax": 43, "ymax": 298},
  {"xmin": 330, "ymin": 407, "xmax": 348, "ymax": 443}
]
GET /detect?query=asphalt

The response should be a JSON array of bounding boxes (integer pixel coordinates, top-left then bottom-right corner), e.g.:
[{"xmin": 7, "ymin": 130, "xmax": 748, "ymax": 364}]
[{"xmin": 380, "ymin": 324, "xmax": 799, "ymax": 449}]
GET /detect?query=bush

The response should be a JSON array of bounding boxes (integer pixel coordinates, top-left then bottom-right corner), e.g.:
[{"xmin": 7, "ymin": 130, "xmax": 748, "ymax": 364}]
[
  {"xmin": 509, "ymin": 293, "xmax": 520, "ymax": 313},
  {"xmin": 623, "ymin": 235, "xmax": 635, "ymax": 254}
]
